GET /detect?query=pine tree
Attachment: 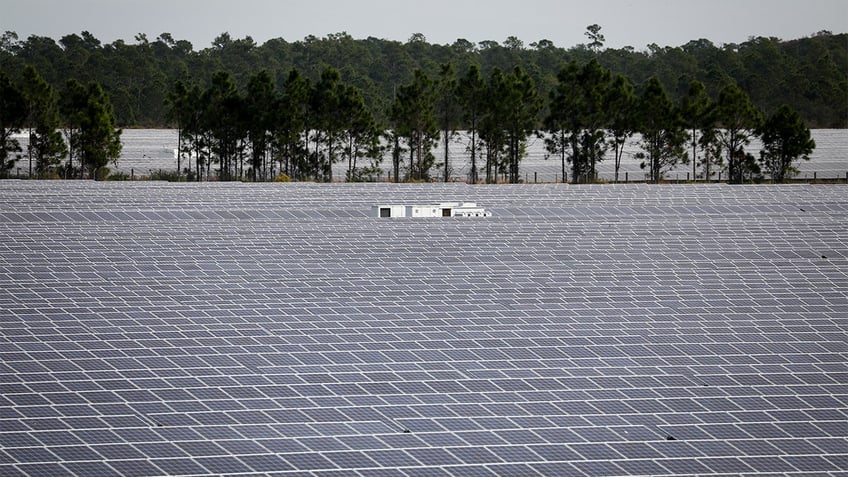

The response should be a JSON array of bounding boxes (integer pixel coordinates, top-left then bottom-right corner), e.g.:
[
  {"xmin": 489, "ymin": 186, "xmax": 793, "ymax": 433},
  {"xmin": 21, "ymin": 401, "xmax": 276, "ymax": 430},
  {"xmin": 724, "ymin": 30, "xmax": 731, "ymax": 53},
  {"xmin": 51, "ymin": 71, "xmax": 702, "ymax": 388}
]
[
  {"xmin": 77, "ymin": 81, "xmax": 122, "ymax": 179},
  {"xmin": 390, "ymin": 69, "xmax": 437, "ymax": 181},
  {"xmin": 244, "ymin": 70, "xmax": 276, "ymax": 181},
  {"xmin": 758, "ymin": 105, "xmax": 815, "ymax": 182},
  {"xmin": 635, "ymin": 77, "xmax": 686, "ymax": 183},
  {"xmin": 203, "ymin": 71, "xmax": 242, "ymax": 181},
  {"xmin": 457, "ymin": 64, "xmax": 485, "ymax": 184},
  {"xmin": 605, "ymin": 74, "xmax": 637, "ymax": 183},
  {"xmin": 61, "ymin": 79, "xmax": 90, "ymax": 179},
  {"xmin": 274, "ymin": 69, "xmax": 309, "ymax": 180},
  {"xmin": 544, "ymin": 62, "xmax": 581, "ymax": 183},
  {"xmin": 0, "ymin": 70, "xmax": 27, "ymax": 177},
  {"xmin": 499, "ymin": 66, "xmax": 541, "ymax": 183},
  {"xmin": 435, "ymin": 63, "xmax": 459, "ymax": 182},
  {"xmin": 714, "ymin": 83, "xmax": 762, "ymax": 183},
  {"xmin": 679, "ymin": 79, "xmax": 713, "ymax": 180},
  {"xmin": 20, "ymin": 65, "xmax": 66, "ymax": 178}
]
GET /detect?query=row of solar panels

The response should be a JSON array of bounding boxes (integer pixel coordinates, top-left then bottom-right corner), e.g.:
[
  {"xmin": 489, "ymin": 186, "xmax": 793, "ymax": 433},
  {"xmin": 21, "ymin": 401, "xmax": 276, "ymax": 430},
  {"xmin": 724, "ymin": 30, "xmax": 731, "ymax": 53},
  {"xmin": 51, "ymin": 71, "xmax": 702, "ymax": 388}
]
[{"xmin": 1, "ymin": 181, "xmax": 846, "ymax": 476}]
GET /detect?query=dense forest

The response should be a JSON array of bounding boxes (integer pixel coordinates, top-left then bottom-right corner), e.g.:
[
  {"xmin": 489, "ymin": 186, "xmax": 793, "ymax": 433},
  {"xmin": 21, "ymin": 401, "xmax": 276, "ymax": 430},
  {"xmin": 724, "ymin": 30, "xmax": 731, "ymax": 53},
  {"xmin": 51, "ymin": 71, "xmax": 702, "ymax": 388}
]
[
  {"xmin": 1, "ymin": 29, "xmax": 845, "ymax": 128},
  {"xmin": 0, "ymin": 28, "xmax": 841, "ymax": 183}
]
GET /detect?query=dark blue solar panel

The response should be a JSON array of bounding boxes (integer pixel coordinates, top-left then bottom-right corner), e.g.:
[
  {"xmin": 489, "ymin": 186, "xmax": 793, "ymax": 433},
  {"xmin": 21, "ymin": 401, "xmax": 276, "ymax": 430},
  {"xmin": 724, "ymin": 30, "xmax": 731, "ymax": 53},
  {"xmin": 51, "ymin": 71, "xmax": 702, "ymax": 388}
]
[
  {"xmin": 133, "ymin": 442, "xmax": 189, "ymax": 458},
  {"xmin": 784, "ymin": 454, "xmax": 843, "ymax": 472},
  {"xmin": 15, "ymin": 463, "xmax": 74, "ymax": 477},
  {"xmin": 659, "ymin": 458, "xmax": 714, "ymax": 475},
  {"xmin": 150, "ymin": 458, "xmax": 208, "ymax": 475},
  {"xmin": 62, "ymin": 461, "xmax": 122, "ymax": 477},
  {"xmin": 195, "ymin": 456, "xmax": 252, "ymax": 474},
  {"xmin": 281, "ymin": 452, "xmax": 337, "ymax": 471},
  {"xmin": 105, "ymin": 459, "xmax": 164, "ymax": 477},
  {"xmin": 2, "ymin": 182, "xmax": 846, "ymax": 476}
]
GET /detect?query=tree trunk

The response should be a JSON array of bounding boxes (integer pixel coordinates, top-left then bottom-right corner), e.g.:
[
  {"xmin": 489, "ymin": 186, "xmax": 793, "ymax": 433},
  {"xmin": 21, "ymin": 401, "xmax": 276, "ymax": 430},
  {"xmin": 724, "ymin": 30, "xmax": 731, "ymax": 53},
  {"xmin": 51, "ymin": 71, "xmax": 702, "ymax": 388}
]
[
  {"xmin": 470, "ymin": 123, "xmax": 477, "ymax": 184},
  {"xmin": 691, "ymin": 128, "xmax": 697, "ymax": 180},
  {"xmin": 347, "ymin": 136, "xmax": 354, "ymax": 178},
  {"xmin": 409, "ymin": 137, "xmax": 414, "ymax": 181},
  {"xmin": 177, "ymin": 128, "xmax": 182, "ymax": 177},
  {"xmin": 485, "ymin": 148, "xmax": 492, "ymax": 183},
  {"xmin": 416, "ymin": 131, "xmax": 423, "ymax": 180},
  {"xmin": 393, "ymin": 134, "xmax": 400, "ymax": 183},
  {"xmin": 512, "ymin": 134, "xmax": 519, "ymax": 184},
  {"xmin": 328, "ymin": 134, "xmax": 335, "ymax": 183},
  {"xmin": 351, "ymin": 138, "xmax": 358, "ymax": 175},
  {"xmin": 571, "ymin": 137, "xmax": 580, "ymax": 184},
  {"xmin": 443, "ymin": 129, "xmax": 450, "ymax": 182},
  {"xmin": 28, "ymin": 128, "xmax": 33, "ymax": 178},
  {"xmin": 589, "ymin": 137, "xmax": 596, "ymax": 183},
  {"xmin": 613, "ymin": 141, "xmax": 620, "ymax": 183},
  {"xmin": 560, "ymin": 131, "xmax": 567, "ymax": 184}
]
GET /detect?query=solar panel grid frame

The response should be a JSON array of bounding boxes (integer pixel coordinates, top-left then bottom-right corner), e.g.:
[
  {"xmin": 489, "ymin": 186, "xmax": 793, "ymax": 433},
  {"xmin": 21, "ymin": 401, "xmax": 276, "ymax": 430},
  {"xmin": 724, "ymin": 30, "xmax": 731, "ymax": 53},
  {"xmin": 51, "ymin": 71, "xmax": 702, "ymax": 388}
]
[{"xmin": 1, "ymin": 180, "xmax": 844, "ymax": 475}]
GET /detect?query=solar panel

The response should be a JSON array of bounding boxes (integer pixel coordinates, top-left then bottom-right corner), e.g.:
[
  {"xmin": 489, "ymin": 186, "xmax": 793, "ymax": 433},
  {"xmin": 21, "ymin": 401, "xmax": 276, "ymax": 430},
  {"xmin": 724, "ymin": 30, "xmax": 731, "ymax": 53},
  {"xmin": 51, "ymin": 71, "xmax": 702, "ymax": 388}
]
[{"xmin": 1, "ymin": 181, "xmax": 846, "ymax": 475}]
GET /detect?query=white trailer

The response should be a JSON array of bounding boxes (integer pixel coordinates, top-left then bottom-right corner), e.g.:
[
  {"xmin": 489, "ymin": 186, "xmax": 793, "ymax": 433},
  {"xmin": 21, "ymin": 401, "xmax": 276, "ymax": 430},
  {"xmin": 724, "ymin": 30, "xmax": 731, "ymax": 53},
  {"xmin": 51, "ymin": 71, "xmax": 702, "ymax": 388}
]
[{"xmin": 371, "ymin": 202, "xmax": 491, "ymax": 218}]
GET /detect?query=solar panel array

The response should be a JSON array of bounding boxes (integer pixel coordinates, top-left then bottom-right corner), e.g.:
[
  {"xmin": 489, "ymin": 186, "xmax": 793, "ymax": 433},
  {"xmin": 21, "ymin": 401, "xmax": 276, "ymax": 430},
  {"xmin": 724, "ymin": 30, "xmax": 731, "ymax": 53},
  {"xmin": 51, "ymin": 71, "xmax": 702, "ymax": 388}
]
[{"xmin": 1, "ymin": 181, "xmax": 846, "ymax": 477}]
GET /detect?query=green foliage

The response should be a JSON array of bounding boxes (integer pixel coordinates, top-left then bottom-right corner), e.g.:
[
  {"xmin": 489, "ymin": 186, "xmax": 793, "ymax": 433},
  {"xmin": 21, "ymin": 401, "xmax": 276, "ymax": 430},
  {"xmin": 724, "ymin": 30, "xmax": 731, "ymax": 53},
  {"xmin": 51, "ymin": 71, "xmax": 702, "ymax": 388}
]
[
  {"xmin": 166, "ymin": 80, "xmax": 206, "ymax": 179},
  {"xmin": 308, "ymin": 68, "xmax": 343, "ymax": 181},
  {"xmin": 544, "ymin": 60, "xmax": 615, "ymax": 183},
  {"xmin": 82, "ymin": 83, "xmax": 122, "ymax": 178},
  {"xmin": 0, "ymin": 70, "xmax": 27, "ymax": 177},
  {"xmin": 714, "ymin": 83, "xmax": 763, "ymax": 183},
  {"xmin": 274, "ymin": 69, "xmax": 309, "ymax": 180},
  {"xmin": 478, "ymin": 69, "xmax": 509, "ymax": 183},
  {"xmin": 391, "ymin": 69, "xmax": 438, "ymax": 181},
  {"xmin": 203, "ymin": 71, "xmax": 242, "ymax": 181},
  {"xmin": 59, "ymin": 79, "xmax": 90, "ymax": 178},
  {"xmin": 106, "ymin": 170, "xmax": 131, "ymax": 181},
  {"xmin": 21, "ymin": 65, "xmax": 67, "ymax": 178},
  {"xmin": 492, "ymin": 66, "xmax": 542, "ymax": 183},
  {"xmin": 436, "ymin": 63, "xmax": 460, "ymax": 181},
  {"xmin": 544, "ymin": 62, "xmax": 581, "ymax": 182},
  {"xmin": 94, "ymin": 165, "xmax": 110, "ymax": 181},
  {"xmin": 339, "ymin": 79, "xmax": 383, "ymax": 182},
  {"xmin": 3, "ymin": 29, "xmax": 834, "ymax": 185},
  {"xmin": 697, "ymin": 127, "xmax": 725, "ymax": 181},
  {"xmin": 162, "ymin": 65, "xmax": 385, "ymax": 183},
  {"xmin": 457, "ymin": 64, "xmax": 486, "ymax": 183},
  {"xmin": 679, "ymin": 79, "xmax": 713, "ymax": 180},
  {"xmin": 148, "ymin": 168, "xmax": 183, "ymax": 181},
  {"xmin": 0, "ymin": 30, "xmax": 843, "ymax": 128},
  {"xmin": 758, "ymin": 105, "xmax": 816, "ymax": 182},
  {"xmin": 635, "ymin": 77, "xmax": 687, "ymax": 183},
  {"xmin": 606, "ymin": 74, "xmax": 637, "ymax": 182},
  {"xmin": 585, "ymin": 25, "xmax": 605, "ymax": 54},
  {"xmin": 58, "ymin": 78, "xmax": 122, "ymax": 179},
  {"xmin": 244, "ymin": 70, "xmax": 276, "ymax": 181},
  {"xmin": 165, "ymin": 80, "xmax": 194, "ymax": 177}
]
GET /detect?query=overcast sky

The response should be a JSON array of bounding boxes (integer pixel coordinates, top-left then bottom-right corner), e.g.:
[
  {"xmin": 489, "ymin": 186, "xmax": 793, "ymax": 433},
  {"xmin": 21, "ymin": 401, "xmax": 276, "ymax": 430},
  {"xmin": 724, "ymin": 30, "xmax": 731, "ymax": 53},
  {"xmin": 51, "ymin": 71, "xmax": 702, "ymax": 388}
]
[{"xmin": 5, "ymin": 0, "xmax": 847, "ymax": 50}]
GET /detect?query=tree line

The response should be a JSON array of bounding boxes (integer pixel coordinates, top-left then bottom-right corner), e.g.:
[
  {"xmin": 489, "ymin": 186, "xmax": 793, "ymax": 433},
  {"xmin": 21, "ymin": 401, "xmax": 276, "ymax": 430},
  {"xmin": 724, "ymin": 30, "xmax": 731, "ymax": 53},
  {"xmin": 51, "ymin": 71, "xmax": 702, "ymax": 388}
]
[
  {"xmin": 1, "ymin": 29, "xmax": 844, "ymax": 129},
  {"xmin": 0, "ymin": 66, "xmax": 121, "ymax": 179},
  {"xmin": 0, "ymin": 26, "xmax": 827, "ymax": 183},
  {"xmin": 1, "ymin": 56, "xmax": 816, "ymax": 184}
]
